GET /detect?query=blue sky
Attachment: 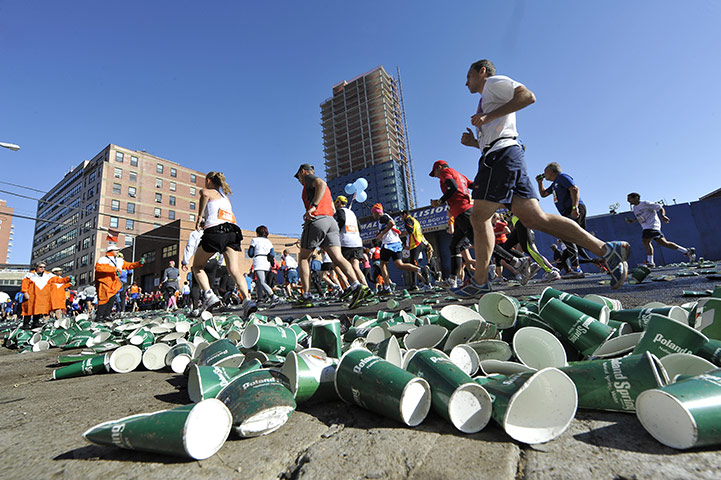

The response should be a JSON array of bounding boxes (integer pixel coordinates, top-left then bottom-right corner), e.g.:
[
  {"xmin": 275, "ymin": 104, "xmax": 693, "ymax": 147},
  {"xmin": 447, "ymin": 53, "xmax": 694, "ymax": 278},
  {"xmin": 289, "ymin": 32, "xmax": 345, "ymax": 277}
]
[{"xmin": 2, "ymin": 1, "xmax": 720, "ymax": 264}]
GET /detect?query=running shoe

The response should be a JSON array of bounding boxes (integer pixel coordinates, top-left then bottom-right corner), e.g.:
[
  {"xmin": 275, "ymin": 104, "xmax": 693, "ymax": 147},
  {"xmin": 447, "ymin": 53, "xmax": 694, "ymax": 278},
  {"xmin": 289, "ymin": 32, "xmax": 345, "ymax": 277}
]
[
  {"xmin": 339, "ymin": 287, "xmax": 355, "ymax": 301},
  {"xmin": 686, "ymin": 247, "xmax": 697, "ymax": 263},
  {"xmin": 293, "ymin": 295, "xmax": 314, "ymax": 308},
  {"xmin": 202, "ymin": 290, "xmax": 221, "ymax": 311},
  {"xmin": 602, "ymin": 241, "xmax": 631, "ymax": 290},
  {"xmin": 349, "ymin": 285, "xmax": 372, "ymax": 309},
  {"xmin": 242, "ymin": 299, "xmax": 258, "ymax": 318},
  {"xmin": 562, "ymin": 268, "xmax": 585, "ymax": 279},
  {"xmin": 541, "ymin": 269, "xmax": 561, "ymax": 282},
  {"xmin": 639, "ymin": 262, "xmax": 656, "ymax": 268},
  {"xmin": 528, "ymin": 262, "xmax": 542, "ymax": 281},
  {"xmin": 448, "ymin": 279, "xmax": 492, "ymax": 299},
  {"xmin": 516, "ymin": 257, "xmax": 533, "ymax": 285}
]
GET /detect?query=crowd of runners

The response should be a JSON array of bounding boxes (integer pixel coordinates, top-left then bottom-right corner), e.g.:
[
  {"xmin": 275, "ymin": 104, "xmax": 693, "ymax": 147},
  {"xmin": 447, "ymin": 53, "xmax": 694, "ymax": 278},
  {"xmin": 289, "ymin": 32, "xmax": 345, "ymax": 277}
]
[{"xmin": 11, "ymin": 58, "xmax": 698, "ymax": 327}]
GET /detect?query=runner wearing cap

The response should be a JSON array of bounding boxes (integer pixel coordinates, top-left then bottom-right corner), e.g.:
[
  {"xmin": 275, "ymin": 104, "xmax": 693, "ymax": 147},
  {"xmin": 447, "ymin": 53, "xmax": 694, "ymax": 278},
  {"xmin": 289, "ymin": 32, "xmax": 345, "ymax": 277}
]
[
  {"xmin": 294, "ymin": 164, "xmax": 371, "ymax": 308},
  {"xmin": 370, "ymin": 203, "xmax": 422, "ymax": 295},
  {"xmin": 334, "ymin": 195, "xmax": 369, "ymax": 290},
  {"xmin": 457, "ymin": 59, "xmax": 630, "ymax": 297},
  {"xmin": 626, "ymin": 193, "xmax": 696, "ymax": 267},
  {"xmin": 95, "ymin": 245, "xmax": 143, "ymax": 322}
]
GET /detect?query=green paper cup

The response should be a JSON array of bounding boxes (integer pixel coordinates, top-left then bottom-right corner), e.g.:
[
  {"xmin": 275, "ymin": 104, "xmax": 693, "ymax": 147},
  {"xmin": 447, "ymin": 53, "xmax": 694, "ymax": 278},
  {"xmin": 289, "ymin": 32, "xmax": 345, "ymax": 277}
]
[
  {"xmin": 165, "ymin": 342, "xmax": 196, "ymax": 374},
  {"xmin": 109, "ymin": 345, "xmax": 143, "ymax": 374},
  {"xmin": 442, "ymin": 319, "xmax": 483, "ymax": 353},
  {"xmin": 405, "ymin": 349, "xmax": 492, "ymax": 433},
  {"xmin": 287, "ymin": 323, "xmax": 309, "ymax": 347},
  {"xmin": 590, "ymin": 332, "xmax": 643, "ymax": 359},
  {"xmin": 629, "ymin": 265, "xmax": 651, "ymax": 284},
  {"xmin": 449, "ymin": 344, "xmax": 481, "ymax": 376},
  {"xmin": 310, "ymin": 320, "xmax": 342, "ymax": 358},
  {"xmin": 606, "ymin": 320, "xmax": 633, "ymax": 337},
  {"xmin": 188, "ymin": 361, "xmax": 262, "ymax": 402},
  {"xmin": 413, "ymin": 304, "xmax": 434, "ymax": 316},
  {"xmin": 474, "ymin": 368, "xmax": 577, "ymax": 444},
  {"xmin": 695, "ymin": 298, "xmax": 721, "ymax": 340},
  {"xmin": 242, "ymin": 324, "xmax": 297, "ymax": 356},
  {"xmin": 698, "ymin": 339, "xmax": 721, "ymax": 367},
  {"xmin": 540, "ymin": 298, "xmax": 615, "ymax": 357},
  {"xmin": 584, "ymin": 294, "xmax": 623, "ymax": 311},
  {"xmin": 195, "ymin": 339, "xmax": 245, "ymax": 368},
  {"xmin": 281, "ymin": 349, "xmax": 338, "ymax": 404},
  {"xmin": 636, "ymin": 369, "xmax": 721, "ymax": 449},
  {"xmin": 438, "ymin": 304, "xmax": 484, "ymax": 331},
  {"xmin": 129, "ymin": 328, "xmax": 155, "ymax": 347},
  {"xmin": 559, "ymin": 352, "xmax": 668, "ymax": 412},
  {"xmin": 367, "ymin": 335, "xmax": 402, "ymax": 367},
  {"xmin": 52, "ymin": 353, "xmax": 109, "ymax": 380},
  {"xmin": 477, "ymin": 293, "xmax": 520, "ymax": 329},
  {"xmin": 632, "ymin": 314, "xmax": 709, "ymax": 358},
  {"xmin": 215, "ymin": 368, "xmax": 296, "ymax": 438},
  {"xmin": 142, "ymin": 343, "xmax": 172, "ymax": 371},
  {"xmin": 366, "ymin": 325, "xmax": 390, "ymax": 344},
  {"xmin": 58, "ymin": 353, "xmax": 100, "ymax": 365},
  {"xmin": 464, "ymin": 340, "xmax": 513, "ymax": 362},
  {"xmin": 539, "ymin": 287, "xmax": 610, "ymax": 324},
  {"xmin": 610, "ymin": 306, "xmax": 688, "ymax": 332},
  {"xmin": 83, "ymin": 398, "xmax": 232, "ymax": 460},
  {"xmin": 478, "ymin": 360, "xmax": 535, "ymax": 376},
  {"xmin": 660, "ymin": 353, "xmax": 716, "ymax": 382},
  {"xmin": 403, "ymin": 325, "xmax": 448, "ymax": 350},
  {"xmin": 512, "ymin": 327, "xmax": 567, "ymax": 369},
  {"xmin": 335, "ymin": 348, "xmax": 431, "ymax": 427}
]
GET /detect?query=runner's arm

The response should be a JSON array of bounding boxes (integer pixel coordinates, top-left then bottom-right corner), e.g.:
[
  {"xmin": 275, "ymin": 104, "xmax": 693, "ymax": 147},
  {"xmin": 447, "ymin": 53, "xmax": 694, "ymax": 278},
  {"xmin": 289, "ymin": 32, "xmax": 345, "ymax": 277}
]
[{"xmin": 471, "ymin": 85, "xmax": 536, "ymax": 127}]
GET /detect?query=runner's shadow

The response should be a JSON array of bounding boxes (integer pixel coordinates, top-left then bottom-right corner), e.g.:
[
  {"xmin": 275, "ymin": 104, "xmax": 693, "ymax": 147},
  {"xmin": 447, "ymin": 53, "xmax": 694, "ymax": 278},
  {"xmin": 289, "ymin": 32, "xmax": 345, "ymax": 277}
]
[
  {"xmin": 55, "ymin": 445, "xmax": 190, "ymax": 464},
  {"xmin": 154, "ymin": 391, "xmax": 187, "ymax": 405},
  {"xmin": 572, "ymin": 421, "xmax": 680, "ymax": 454}
]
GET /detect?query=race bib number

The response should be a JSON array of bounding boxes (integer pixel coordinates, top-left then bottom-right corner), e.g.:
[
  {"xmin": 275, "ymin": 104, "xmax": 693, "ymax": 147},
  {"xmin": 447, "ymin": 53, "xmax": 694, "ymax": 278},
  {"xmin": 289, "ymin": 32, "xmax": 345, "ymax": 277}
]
[
  {"xmin": 218, "ymin": 208, "xmax": 236, "ymax": 223},
  {"xmin": 345, "ymin": 225, "xmax": 358, "ymax": 233}
]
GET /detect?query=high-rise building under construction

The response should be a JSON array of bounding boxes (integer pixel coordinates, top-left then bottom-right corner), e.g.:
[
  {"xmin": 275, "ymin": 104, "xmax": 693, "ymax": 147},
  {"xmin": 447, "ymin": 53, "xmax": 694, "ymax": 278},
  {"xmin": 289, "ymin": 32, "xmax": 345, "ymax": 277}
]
[{"xmin": 321, "ymin": 66, "xmax": 417, "ymax": 217}]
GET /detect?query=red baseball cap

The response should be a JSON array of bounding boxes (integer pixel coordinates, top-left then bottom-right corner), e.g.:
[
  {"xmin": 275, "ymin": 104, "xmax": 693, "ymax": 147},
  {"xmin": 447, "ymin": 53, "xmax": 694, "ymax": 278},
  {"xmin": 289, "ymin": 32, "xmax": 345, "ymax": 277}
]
[{"xmin": 429, "ymin": 160, "xmax": 448, "ymax": 176}]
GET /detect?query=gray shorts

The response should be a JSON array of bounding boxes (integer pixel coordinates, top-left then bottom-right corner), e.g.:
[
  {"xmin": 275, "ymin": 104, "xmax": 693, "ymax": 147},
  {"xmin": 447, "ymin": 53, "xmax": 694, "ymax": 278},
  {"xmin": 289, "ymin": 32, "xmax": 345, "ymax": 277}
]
[{"xmin": 301, "ymin": 216, "xmax": 341, "ymax": 250}]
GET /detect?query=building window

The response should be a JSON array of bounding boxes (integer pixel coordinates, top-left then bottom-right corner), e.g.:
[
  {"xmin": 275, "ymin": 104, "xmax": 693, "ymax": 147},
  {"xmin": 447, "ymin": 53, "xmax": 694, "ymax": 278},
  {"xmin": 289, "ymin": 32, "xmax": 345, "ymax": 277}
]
[
  {"xmin": 154, "ymin": 208, "xmax": 161, "ymax": 218},
  {"xmin": 80, "ymin": 254, "xmax": 89, "ymax": 266},
  {"xmin": 162, "ymin": 244, "xmax": 178, "ymax": 258},
  {"xmin": 155, "ymin": 193, "xmax": 162, "ymax": 203},
  {"xmin": 82, "ymin": 237, "xmax": 91, "ymax": 250},
  {"xmin": 111, "ymin": 200, "xmax": 120, "ymax": 211},
  {"xmin": 154, "ymin": 223, "xmax": 161, "ymax": 228},
  {"xmin": 128, "ymin": 186, "xmax": 136, "ymax": 197},
  {"xmin": 89, "ymin": 171, "xmax": 97, "ymax": 182},
  {"xmin": 189, "ymin": 214, "xmax": 196, "ymax": 222},
  {"xmin": 156, "ymin": 163, "xmax": 164, "ymax": 174},
  {"xmin": 110, "ymin": 217, "xmax": 119, "ymax": 228},
  {"xmin": 190, "ymin": 174, "xmax": 197, "ymax": 183},
  {"xmin": 130, "ymin": 156, "xmax": 138, "ymax": 166},
  {"xmin": 190, "ymin": 187, "xmax": 196, "ymax": 196},
  {"xmin": 129, "ymin": 171, "xmax": 137, "ymax": 182},
  {"xmin": 124, "ymin": 236, "xmax": 133, "ymax": 246},
  {"xmin": 143, "ymin": 250, "xmax": 156, "ymax": 263},
  {"xmin": 126, "ymin": 219, "xmax": 134, "ymax": 230},
  {"xmin": 189, "ymin": 202, "xmax": 196, "ymax": 210},
  {"xmin": 169, "ymin": 181, "xmax": 176, "ymax": 192},
  {"xmin": 114, "ymin": 167, "xmax": 122, "ymax": 178},
  {"xmin": 127, "ymin": 202, "xmax": 135, "ymax": 214},
  {"xmin": 156, "ymin": 178, "xmax": 163, "ymax": 188},
  {"xmin": 169, "ymin": 195, "xmax": 176, "ymax": 206},
  {"xmin": 168, "ymin": 210, "xmax": 175, "ymax": 220},
  {"xmin": 115, "ymin": 152, "xmax": 124, "ymax": 162},
  {"xmin": 170, "ymin": 167, "xmax": 177, "ymax": 178}
]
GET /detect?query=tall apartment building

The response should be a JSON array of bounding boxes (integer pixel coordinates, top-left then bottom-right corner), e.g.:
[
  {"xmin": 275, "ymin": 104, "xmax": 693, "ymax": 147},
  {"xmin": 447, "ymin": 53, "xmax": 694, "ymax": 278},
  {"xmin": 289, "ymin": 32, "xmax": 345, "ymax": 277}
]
[
  {"xmin": 0, "ymin": 199, "xmax": 15, "ymax": 263},
  {"xmin": 321, "ymin": 66, "xmax": 417, "ymax": 217},
  {"xmin": 31, "ymin": 144, "xmax": 205, "ymax": 287}
]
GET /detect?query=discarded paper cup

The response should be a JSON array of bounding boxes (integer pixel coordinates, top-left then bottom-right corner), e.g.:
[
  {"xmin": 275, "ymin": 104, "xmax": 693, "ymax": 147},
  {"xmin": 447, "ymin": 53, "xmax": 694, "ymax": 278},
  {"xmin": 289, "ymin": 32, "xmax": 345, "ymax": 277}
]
[
  {"xmin": 141, "ymin": 343, "xmax": 171, "ymax": 371},
  {"xmin": 477, "ymin": 293, "xmax": 520, "ymax": 329},
  {"xmin": 539, "ymin": 287, "xmax": 610, "ymax": 324},
  {"xmin": 559, "ymin": 352, "xmax": 668, "ymax": 412},
  {"xmin": 610, "ymin": 306, "xmax": 689, "ymax": 332},
  {"xmin": 540, "ymin": 298, "xmax": 615, "ymax": 357},
  {"xmin": 438, "ymin": 304, "xmax": 483, "ymax": 331},
  {"xmin": 632, "ymin": 314, "xmax": 708, "ymax": 358},
  {"xmin": 449, "ymin": 344, "xmax": 481, "ymax": 376},
  {"xmin": 367, "ymin": 335, "xmax": 402, "ymax": 367},
  {"xmin": 606, "ymin": 319, "xmax": 633, "ymax": 337},
  {"xmin": 188, "ymin": 361, "xmax": 262, "ymax": 402},
  {"xmin": 442, "ymin": 319, "xmax": 482, "ymax": 352},
  {"xmin": 165, "ymin": 342, "xmax": 196, "ymax": 374},
  {"xmin": 129, "ymin": 328, "xmax": 155, "ymax": 348},
  {"xmin": 636, "ymin": 369, "xmax": 721, "ymax": 449},
  {"xmin": 242, "ymin": 324, "xmax": 297, "ymax": 356},
  {"xmin": 195, "ymin": 339, "xmax": 244, "ymax": 368},
  {"xmin": 405, "ymin": 349, "xmax": 492, "ymax": 433},
  {"xmin": 474, "ymin": 368, "xmax": 577, "ymax": 444},
  {"xmin": 287, "ymin": 323, "xmax": 309, "ymax": 347},
  {"xmin": 403, "ymin": 325, "xmax": 448, "ymax": 350},
  {"xmin": 215, "ymin": 368, "xmax": 296, "ymax": 438},
  {"xmin": 335, "ymin": 348, "xmax": 431, "ymax": 426},
  {"xmin": 310, "ymin": 320, "xmax": 342, "ymax": 358},
  {"xmin": 282, "ymin": 350, "xmax": 338, "ymax": 404},
  {"xmin": 513, "ymin": 327, "xmax": 567, "ymax": 369},
  {"xmin": 590, "ymin": 332, "xmax": 643, "ymax": 359},
  {"xmin": 660, "ymin": 353, "xmax": 716, "ymax": 381},
  {"xmin": 695, "ymin": 298, "xmax": 721, "ymax": 340},
  {"xmin": 464, "ymin": 340, "xmax": 513, "ymax": 362},
  {"xmin": 413, "ymin": 304, "xmax": 434, "ymax": 316},
  {"xmin": 629, "ymin": 265, "xmax": 651, "ymax": 284},
  {"xmin": 109, "ymin": 345, "xmax": 143, "ymax": 373},
  {"xmin": 698, "ymin": 339, "xmax": 721, "ymax": 367},
  {"xmin": 478, "ymin": 360, "xmax": 536, "ymax": 376},
  {"xmin": 32, "ymin": 340, "xmax": 50, "ymax": 352},
  {"xmin": 584, "ymin": 294, "xmax": 622, "ymax": 311},
  {"xmin": 83, "ymin": 398, "xmax": 232, "ymax": 459},
  {"xmin": 52, "ymin": 353, "xmax": 109, "ymax": 380}
]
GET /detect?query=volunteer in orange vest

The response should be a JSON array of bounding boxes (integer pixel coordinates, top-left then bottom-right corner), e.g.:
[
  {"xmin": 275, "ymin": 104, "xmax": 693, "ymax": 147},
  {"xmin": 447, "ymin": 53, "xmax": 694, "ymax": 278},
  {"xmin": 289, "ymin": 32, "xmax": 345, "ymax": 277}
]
[
  {"xmin": 21, "ymin": 262, "xmax": 72, "ymax": 330},
  {"xmin": 19, "ymin": 269, "xmax": 34, "ymax": 327},
  {"xmin": 49, "ymin": 267, "xmax": 72, "ymax": 319},
  {"xmin": 95, "ymin": 245, "xmax": 144, "ymax": 321}
]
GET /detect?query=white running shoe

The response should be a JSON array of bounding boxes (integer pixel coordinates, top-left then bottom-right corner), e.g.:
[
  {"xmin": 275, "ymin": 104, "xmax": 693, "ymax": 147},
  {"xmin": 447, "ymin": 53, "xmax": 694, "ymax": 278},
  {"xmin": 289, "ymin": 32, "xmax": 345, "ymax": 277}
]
[{"xmin": 541, "ymin": 269, "xmax": 562, "ymax": 282}]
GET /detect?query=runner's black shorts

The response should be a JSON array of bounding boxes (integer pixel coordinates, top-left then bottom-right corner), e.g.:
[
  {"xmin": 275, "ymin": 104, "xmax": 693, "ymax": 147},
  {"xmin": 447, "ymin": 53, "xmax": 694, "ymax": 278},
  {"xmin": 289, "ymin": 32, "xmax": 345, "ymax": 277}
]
[
  {"xmin": 341, "ymin": 246, "xmax": 364, "ymax": 261},
  {"xmin": 380, "ymin": 247, "xmax": 402, "ymax": 262},
  {"xmin": 200, "ymin": 222, "xmax": 243, "ymax": 253},
  {"xmin": 450, "ymin": 209, "xmax": 474, "ymax": 255},
  {"xmin": 642, "ymin": 229, "xmax": 664, "ymax": 240},
  {"xmin": 472, "ymin": 145, "xmax": 538, "ymax": 206}
]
